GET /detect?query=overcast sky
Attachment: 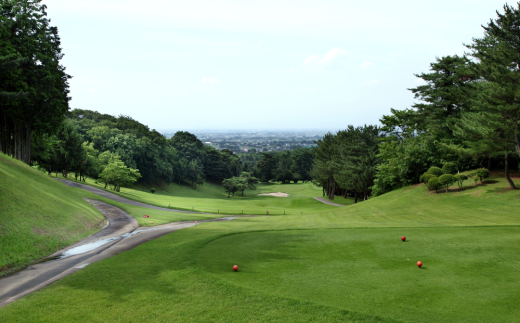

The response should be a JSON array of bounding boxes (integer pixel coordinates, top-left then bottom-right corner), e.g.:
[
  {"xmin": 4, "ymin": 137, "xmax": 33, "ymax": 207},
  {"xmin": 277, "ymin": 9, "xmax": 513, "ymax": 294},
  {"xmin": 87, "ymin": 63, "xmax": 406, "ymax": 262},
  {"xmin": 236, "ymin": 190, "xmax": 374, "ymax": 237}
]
[{"xmin": 44, "ymin": 0, "xmax": 511, "ymax": 131}]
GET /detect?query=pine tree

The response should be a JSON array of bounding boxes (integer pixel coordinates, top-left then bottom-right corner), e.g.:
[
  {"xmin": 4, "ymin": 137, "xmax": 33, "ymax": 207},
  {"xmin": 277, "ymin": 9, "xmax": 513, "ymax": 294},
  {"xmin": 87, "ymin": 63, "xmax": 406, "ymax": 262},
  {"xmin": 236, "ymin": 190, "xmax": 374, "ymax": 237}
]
[{"xmin": 0, "ymin": 0, "xmax": 71, "ymax": 164}]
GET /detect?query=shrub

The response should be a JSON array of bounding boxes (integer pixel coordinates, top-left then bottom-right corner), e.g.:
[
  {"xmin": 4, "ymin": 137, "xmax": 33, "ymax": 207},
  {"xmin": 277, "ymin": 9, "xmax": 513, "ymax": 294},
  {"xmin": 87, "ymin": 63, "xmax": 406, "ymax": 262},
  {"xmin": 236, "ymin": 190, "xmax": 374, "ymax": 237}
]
[
  {"xmin": 420, "ymin": 173, "xmax": 436, "ymax": 191},
  {"xmin": 467, "ymin": 172, "xmax": 478, "ymax": 186},
  {"xmin": 454, "ymin": 174, "xmax": 468, "ymax": 190},
  {"xmin": 427, "ymin": 166, "xmax": 443, "ymax": 177},
  {"xmin": 438, "ymin": 174, "xmax": 455, "ymax": 193},
  {"xmin": 475, "ymin": 168, "xmax": 490, "ymax": 183},
  {"xmin": 442, "ymin": 162, "xmax": 457, "ymax": 175},
  {"xmin": 428, "ymin": 177, "xmax": 440, "ymax": 193},
  {"xmin": 150, "ymin": 187, "xmax": 156, "ymax": 194}
]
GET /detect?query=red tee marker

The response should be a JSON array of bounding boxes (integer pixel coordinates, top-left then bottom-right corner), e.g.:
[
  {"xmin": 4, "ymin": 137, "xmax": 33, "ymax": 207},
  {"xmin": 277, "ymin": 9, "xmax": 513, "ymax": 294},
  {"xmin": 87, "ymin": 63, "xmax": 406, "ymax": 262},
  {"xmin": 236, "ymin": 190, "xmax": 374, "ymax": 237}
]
[
  {"xmin": 401, "ymin": 236, "xmax": 406, "ymax": 242},
  {"xmin": 233, "ymin": 265, "xmax": 238, "ymax": 272},
  {"xmin": 417, "ymin": 261, "xmax": 423, "ymax": 268},
  {"xmin": 143, "ymin": 215, "xmax": 149, "ymax": 218}
]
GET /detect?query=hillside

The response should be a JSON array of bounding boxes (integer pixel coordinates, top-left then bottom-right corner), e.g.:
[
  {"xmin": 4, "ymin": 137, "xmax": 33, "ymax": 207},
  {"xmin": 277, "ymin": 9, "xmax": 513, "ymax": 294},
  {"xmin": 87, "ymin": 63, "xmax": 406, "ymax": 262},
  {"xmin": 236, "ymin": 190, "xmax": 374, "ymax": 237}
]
[
  {"xmin": 0, "ymin": 153, "xmax": 105, "ymax": 276},
  {"xmin": 2, "ymin": 174, "xmax": 520, "ymax": 322}
]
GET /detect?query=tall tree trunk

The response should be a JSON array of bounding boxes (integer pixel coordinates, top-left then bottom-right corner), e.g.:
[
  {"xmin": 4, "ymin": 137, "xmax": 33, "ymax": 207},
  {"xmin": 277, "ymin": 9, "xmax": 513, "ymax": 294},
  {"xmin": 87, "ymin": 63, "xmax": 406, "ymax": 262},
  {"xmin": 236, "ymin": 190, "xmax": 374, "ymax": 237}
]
[
  {"xmin": 328, "ymin": 178, "xmax": 335, "ymax": 200},
  {"xmin": 515, "ymin": 128, "xmax": 520, "ymax": 158},
  {"xmin": 24, "ymin": 123, "xmax": 31, "ymax": 165},
  {"xmin": 505, "ymin": 152, "xmax": 516, "ymax": 189},
  {"xmin": 354, "ymin": 192, "xmax": 358, "ymax": 203},
  {"xmin": 487, "ymin": 156, "xmax": 492, "ymax": 170}
]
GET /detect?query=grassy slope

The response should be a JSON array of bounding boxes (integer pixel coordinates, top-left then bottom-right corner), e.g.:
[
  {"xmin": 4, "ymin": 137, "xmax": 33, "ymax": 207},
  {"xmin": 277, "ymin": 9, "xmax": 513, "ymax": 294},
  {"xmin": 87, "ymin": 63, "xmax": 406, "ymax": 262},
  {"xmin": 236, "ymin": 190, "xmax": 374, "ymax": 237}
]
[
  {"xmin": 1, "ymin": 176, "xmax": 519, "ymax": 322},
  {"xmin": 52, "ymin": 174, "xmax": 342, "ymax": 215},
  {"xmin": 0, "ymin": 153, "xmax": 104, "ymax": 276}
]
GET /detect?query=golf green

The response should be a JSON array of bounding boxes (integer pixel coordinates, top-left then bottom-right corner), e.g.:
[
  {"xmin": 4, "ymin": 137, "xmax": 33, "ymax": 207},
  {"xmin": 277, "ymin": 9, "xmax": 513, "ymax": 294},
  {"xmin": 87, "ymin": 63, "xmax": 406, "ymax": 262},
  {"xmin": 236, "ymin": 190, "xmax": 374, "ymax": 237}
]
[{"xmin": 197, "ymin": 227, "xmax": 520, "ymax": 322}]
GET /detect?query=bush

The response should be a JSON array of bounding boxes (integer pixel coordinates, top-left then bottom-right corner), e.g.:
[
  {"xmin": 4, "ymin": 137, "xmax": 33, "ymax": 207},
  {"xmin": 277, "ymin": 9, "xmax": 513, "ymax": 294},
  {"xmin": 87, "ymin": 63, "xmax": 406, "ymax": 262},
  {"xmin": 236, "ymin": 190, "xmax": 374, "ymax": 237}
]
[
  {"xmin": 442, "ymin": 162, "xmax": 457, "ymax": 175},
  {"xmin": 427, "ymin": 166, "xmax": 443, "ymax": 177},
  {"xmin": 428, "ymin": 177, "xmax": 440, "ymax": 193},
  {"xmin": 438, "ymin": 174, "xmax": 455, "ymax": 193},
  {"xmin": 475, "ymin": 168, "xmax": 490, "ymax": 183},
  {"xmin": 420, "ymin": 173, "xmax": 436, "ymax": 191},
  {"xmin": 454, "ymin": 174, "xmax": 468, "ymax": 190},
  {"xmin": 150, "ymin": 187, "xmax": 156, "ymax": 194}
]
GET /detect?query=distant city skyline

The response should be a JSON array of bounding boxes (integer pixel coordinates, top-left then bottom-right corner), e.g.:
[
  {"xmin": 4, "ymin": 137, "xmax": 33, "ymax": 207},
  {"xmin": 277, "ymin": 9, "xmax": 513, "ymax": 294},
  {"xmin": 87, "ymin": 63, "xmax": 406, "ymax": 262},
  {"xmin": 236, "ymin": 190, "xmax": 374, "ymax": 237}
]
[{"xmin": 47, "ymin": 0, "xmax": 511, "ymax": 130}]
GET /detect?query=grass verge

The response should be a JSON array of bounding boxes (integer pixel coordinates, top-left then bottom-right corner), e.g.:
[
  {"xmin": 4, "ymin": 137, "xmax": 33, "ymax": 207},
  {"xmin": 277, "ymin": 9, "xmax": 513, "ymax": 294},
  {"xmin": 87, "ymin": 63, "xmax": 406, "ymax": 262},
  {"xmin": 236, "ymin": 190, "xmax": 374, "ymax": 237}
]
[{"xmin": 0, "ymin": 153, "xmax": 104, "ymax": 276}]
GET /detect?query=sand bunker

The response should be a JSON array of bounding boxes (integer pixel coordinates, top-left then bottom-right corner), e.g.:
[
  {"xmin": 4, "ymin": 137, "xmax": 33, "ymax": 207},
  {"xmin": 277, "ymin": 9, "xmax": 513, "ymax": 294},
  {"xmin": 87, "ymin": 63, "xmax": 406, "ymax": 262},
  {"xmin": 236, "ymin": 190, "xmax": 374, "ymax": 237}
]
[{"xmin": 258, "ymin": 192, "xmax": 289, "ymax": 197}]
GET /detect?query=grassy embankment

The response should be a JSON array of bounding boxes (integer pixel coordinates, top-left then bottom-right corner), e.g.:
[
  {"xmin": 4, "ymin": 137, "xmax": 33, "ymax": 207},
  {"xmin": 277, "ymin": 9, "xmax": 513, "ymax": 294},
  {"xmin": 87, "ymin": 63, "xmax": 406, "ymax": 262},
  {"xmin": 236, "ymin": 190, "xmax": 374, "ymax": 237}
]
[
  {"xmin": 1, "ymin": 174, "xmax": 519, "ymax": 322},
  {"xmin": 0, "ymin": 153, "xmax": 105, "ymax": 276},
  {"xmin": 50, "ymin": 172, "xmax": 350, "ymax": 217}
]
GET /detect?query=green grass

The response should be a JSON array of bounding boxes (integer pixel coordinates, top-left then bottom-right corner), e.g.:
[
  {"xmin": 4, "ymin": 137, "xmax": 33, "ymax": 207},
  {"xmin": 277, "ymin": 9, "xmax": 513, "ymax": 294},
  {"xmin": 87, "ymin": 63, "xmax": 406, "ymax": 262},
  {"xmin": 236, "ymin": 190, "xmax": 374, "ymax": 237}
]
[
  {"xmin": 51, "ymin": 173, "xmax": 341, "ymax": 215},
  {"xmin": 198, "ymin": 227, "xmax": 520, "ymax": 322},
  {"xmin": 0, "ymin": 153, "xmax": 105, "ymax": 276},
  {"xmin": 77, "ymin": 190, "xmax": 222, "ymax": 226},
  {"xmin": 2, "ymin": 175, "xmax": 520, "ymax": 321}
]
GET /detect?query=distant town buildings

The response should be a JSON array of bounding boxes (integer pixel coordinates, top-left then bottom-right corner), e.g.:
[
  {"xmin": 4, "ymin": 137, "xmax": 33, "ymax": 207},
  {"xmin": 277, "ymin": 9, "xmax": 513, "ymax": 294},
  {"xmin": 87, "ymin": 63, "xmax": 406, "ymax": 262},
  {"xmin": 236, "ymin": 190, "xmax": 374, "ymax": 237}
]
[{"xmin": 161, "ymin": 130, "xmax": 324, "ymax": 154}]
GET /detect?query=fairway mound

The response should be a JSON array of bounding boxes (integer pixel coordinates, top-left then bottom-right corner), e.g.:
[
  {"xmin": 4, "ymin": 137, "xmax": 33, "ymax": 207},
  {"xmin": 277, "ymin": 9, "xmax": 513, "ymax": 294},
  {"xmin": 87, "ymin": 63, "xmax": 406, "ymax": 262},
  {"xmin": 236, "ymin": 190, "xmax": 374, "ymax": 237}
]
[{"xmin": 258, "ymin": 192, "xmax": 289, "ymax": 197}]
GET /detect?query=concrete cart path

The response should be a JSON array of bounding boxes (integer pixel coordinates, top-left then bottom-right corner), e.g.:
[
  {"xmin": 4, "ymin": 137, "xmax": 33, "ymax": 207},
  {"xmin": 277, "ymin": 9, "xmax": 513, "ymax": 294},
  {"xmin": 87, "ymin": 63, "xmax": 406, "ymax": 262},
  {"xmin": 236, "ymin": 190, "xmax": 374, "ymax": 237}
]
[
  {"xmin": 313, "ymin": 197, "xmax": 346, "ymax": 207},
  {"xmin": 0, "ymin": 200, "xmax": 237, "ymax": 308},
  {"xmin": 57, "ymin": 178, "xmax": 204, "ymax": 214}
]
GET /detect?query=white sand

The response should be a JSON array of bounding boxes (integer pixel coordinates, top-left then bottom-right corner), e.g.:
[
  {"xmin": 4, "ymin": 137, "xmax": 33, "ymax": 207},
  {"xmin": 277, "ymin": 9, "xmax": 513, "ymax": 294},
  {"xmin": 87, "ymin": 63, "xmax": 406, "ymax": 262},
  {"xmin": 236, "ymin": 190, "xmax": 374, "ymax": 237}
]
[{"xmin": 258, "ymin": 192, "xmax": 289, "ymax": 197}]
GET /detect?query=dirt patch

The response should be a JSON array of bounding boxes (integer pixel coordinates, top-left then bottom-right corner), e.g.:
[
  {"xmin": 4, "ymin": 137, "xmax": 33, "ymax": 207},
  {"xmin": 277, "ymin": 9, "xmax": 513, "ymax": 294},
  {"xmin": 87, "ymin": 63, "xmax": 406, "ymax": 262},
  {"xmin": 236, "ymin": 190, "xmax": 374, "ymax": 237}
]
[
  {"xmin": 32, "ymin": 228, "xmax": 46, "ymax": 236},
  {"xmin": 258, "ymin": 192, "xmax": 290, "ymax": 197},
  {"xmin": 406, "ymin": 183, "xmax": 424, "ymax": 190}
]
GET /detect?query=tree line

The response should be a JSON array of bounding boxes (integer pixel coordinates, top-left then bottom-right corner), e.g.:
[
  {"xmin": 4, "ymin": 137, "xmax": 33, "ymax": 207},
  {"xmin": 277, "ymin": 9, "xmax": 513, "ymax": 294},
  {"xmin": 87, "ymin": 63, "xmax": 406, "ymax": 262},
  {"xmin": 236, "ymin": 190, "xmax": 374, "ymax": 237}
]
[
  {"xmin": 371, "ymin": 3, "xmax": 520, "ymax": 195},
  {"xmin": 0, "ymin": 0, "xmax": 70, "ymax": 164}
]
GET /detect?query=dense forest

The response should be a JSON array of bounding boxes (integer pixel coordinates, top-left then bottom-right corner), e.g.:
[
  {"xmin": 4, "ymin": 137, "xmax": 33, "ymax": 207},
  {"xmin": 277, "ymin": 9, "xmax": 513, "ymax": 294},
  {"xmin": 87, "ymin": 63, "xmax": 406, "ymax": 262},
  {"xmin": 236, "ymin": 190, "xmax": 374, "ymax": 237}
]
[{"xmin": 2, "ymin": 1, "xmax": 520, "ymax": 201}]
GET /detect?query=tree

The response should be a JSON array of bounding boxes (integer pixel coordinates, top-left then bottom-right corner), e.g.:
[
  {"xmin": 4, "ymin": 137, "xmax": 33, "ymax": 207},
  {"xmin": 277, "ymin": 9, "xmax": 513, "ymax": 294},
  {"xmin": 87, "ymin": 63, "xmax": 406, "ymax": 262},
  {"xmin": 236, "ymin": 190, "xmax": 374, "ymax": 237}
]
[
  {"xmin": 419, "ymin": 173, "xmax": 436, "ymax": 191},
  {"xmin": 98, "ymin": 159, "xmax": 141, "ymax": 192},
  {"xmin": 453, "ymin": 4, "xmax": 520, "ymax": 189},
  {"xmin": 475, "ymin": 168, "xmax": 490, "ymax": 183},
  {"xmin": 187, "ymin": 159, "xmax": 204, "ymax": 189},
  {"xmin": 222, "ymin": 177, "xmax": 240, "ymax": 197},
  {"xmin": 238, "ymin": 172, "xmax": 258, "ymax": 196},
  {"xmin": 257, "ymin": 153, "xmax": 277, "ymax": 182},
  {"xmin": 427, "ymin": 167, "xmax": 443, "ymax": 177},
  {"xmin": 0, "ymin": 0, "xmax": 71, "ymax": 164},
  {"xmin": 54, "ymin": 120, "xmax": 84, "ymax": 178},
  {"xmin": 293, "ymin": 173, "xmax": 302, "ymax": 184},
  {"xmin": 438, "ymin": 174, "xmax": 455, "ymax": 193},
  {"xmin": 428, "ymin": 177, "xmax": 440, "ymax": 193},
  {"xmin": 454, "ymin": 174, "xmax": 468, "ymax": 190},
  {"xmin": 408, "ymin": 55, "xmax": 471, "ymax": 142},
  {"xmin": 442, "ymin": 162, "xmax": 457, "ymax": 175},
  {"xmin": 311, "ymin": 133, "xmax": 339, "ymax": 200},
  {"xmin": 291, "ymin": 148, "xmax": 314, "ymax": 182}
]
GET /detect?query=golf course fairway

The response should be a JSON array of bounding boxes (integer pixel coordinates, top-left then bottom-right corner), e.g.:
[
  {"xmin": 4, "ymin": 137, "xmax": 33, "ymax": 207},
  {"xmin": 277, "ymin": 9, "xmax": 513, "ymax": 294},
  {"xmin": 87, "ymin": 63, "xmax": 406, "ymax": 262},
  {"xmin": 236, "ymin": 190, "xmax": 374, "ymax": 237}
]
[{"xmin": 1, "ymin": 173, "xmax": 519, "ymax": 322}]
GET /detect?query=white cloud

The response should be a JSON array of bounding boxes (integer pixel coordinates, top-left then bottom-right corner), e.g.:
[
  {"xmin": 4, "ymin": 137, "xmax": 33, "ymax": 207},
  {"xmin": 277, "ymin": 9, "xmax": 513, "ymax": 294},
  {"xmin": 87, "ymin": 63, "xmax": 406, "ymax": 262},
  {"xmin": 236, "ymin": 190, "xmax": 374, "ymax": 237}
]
[
  {"xmin": 202, "ymin": 77, "xmax": 221, "ymax": 84},
  {"xmin": 303, "ymin": 54, "xmax": 320, "ymax": 66},
  {"xmin": 361, "ymin": 79, "xmax": 379, "ymax": 86},
  {"xmin": 303, "ymin": 48, "xmax": 347, "ymax": 67},
  {"xmin": 360, "ymin": 61, "xmax": 375, "ymax": 69}
]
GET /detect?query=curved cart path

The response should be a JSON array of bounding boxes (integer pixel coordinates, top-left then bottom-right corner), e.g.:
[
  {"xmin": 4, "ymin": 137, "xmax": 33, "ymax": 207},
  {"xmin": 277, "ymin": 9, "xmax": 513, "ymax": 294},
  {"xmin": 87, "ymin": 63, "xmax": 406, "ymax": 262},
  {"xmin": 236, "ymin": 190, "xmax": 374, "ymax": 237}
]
[
  {"xmin": 57, "ymin": 178, "xmax": 205, "ymax": 214},
  {"xmin": 0, "ymin": 197, "xmax": 238, "ymax": 308},
  {"xmin": 313, "ymin": 197, "xmax": 346, "ymax": 207}
]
